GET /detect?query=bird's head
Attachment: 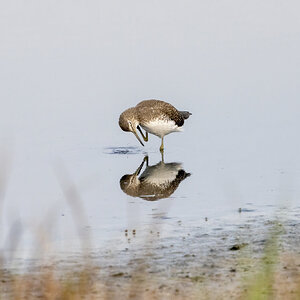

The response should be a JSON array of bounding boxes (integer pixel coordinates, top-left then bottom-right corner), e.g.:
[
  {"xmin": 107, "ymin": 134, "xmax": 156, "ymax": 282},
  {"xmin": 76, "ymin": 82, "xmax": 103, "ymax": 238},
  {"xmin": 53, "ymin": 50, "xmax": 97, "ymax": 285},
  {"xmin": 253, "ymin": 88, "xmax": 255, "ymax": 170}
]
[{"xmin": 119, "ymin": 108, "xmax": 144, "ymax": 146}]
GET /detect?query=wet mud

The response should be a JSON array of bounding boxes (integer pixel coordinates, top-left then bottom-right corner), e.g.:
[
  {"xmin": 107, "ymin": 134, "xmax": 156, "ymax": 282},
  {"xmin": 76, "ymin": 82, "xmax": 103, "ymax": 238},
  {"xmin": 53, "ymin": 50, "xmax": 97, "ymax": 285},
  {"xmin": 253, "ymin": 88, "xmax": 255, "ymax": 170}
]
[{"xmin": 2, "ymin": 206, "xmax": 300, "ymax": 299}]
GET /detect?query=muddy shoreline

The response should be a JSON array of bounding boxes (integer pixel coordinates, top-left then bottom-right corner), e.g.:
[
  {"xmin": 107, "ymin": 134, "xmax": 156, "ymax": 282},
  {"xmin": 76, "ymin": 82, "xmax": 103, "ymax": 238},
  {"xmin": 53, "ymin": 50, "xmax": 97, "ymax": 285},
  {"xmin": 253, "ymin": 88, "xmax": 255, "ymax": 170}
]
[{"xmin": 2, "ymin": 207, "xmax": 300, "ymax": 299}]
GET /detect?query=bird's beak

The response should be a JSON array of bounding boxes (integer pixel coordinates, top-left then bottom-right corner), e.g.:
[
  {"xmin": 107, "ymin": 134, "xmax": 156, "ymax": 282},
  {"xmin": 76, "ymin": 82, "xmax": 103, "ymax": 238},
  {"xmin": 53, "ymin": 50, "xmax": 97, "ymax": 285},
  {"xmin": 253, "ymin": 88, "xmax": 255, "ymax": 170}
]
[
  {"xmin": 130, "ymin": 125, "xmax": 144, "ymax": 146},
  {"xmin": 134, "ymin": 157, "xmax": 146, "ymax": 176}
]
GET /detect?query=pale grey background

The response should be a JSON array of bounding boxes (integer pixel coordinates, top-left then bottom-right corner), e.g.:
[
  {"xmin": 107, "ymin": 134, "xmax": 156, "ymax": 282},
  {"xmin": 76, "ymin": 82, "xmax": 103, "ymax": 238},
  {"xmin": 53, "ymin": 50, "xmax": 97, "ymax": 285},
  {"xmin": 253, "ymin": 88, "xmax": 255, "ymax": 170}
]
[{"xmin": 0, "ymin": 0, "xmax": 300, "ymax": 255}]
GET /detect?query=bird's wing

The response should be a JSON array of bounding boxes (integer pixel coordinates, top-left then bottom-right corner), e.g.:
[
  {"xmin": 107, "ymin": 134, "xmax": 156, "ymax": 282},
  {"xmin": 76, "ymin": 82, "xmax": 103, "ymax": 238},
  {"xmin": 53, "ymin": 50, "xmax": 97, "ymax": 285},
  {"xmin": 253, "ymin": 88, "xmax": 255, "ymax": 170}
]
[{"xmin": 136, "ymin": 100, "xmax": 184, "ymax": 127}]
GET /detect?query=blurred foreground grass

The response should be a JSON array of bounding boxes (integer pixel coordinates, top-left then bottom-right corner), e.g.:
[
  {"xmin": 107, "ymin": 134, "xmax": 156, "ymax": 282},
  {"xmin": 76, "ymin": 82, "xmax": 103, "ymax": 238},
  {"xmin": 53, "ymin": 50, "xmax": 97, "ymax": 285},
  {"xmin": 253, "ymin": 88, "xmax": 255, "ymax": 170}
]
[
  {"xmin": 1, "ymin": 265, "xmax": 97, "ymax": 300},
  {"xmin": 1, "ymin": 219, "xmax": 300, "ymax": 300}
]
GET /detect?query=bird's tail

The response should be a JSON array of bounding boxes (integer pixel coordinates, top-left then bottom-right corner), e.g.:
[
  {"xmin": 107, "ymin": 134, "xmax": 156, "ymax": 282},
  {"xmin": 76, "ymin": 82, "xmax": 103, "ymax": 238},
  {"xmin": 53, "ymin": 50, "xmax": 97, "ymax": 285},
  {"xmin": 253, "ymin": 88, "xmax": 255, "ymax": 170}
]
[{"xmin": 179, "ymin": 111, "xmax": 192, "ymax": 120}]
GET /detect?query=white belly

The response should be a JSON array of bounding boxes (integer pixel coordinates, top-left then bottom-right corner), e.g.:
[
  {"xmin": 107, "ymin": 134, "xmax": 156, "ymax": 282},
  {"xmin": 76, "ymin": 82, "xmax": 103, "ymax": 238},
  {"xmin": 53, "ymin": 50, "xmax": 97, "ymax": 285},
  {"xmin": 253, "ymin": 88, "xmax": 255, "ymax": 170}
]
[
  {"xmin": 140, "ymin": 119, "xmax": 182, "ymax": 138},
  {"xmin": 141, "ymin": 163, "xmax": 183, "ymax": 186}
]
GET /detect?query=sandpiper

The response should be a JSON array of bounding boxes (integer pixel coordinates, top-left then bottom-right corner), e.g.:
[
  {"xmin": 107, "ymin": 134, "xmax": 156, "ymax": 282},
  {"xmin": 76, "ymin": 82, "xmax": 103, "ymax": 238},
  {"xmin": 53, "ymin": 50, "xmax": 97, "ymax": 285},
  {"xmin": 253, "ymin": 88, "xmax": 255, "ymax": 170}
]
[
  {"xmin": 119, "ymin": 99, "xmax": 191, "ymax": 151},
  {"xmin": 120, "ymin": 155, "xmax": 191, "ymax": 201}
]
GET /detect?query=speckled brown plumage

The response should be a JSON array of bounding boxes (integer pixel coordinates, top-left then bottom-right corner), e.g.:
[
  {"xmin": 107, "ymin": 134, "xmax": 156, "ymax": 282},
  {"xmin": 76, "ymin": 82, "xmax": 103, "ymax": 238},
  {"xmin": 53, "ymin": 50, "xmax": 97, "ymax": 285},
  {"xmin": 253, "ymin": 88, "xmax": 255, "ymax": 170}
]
[
  {"xmin": 135, "ymin": 100, "xmax": 185, "ymax": 127},
  {"xmin": 119, "ymin": 99, "xmax": 191, "ymax": 151}
]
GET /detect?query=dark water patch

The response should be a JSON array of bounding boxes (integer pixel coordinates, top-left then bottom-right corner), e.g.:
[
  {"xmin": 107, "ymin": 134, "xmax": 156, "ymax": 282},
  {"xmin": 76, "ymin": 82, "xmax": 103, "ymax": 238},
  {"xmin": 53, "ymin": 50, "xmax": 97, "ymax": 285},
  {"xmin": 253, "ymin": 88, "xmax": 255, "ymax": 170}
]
[
  {"xmin": 213, "ymin": 227, "xmax": 223, "ymax": 231},
  {"xmin": 238, "ymin": 208, "xmax": 256, "ymax": 213},
  {"xmin": 103, "ymin": 146, "xmax": 143, "ymax": 155},
  {"xmin": 151, "ymin": 214, "xmax": 172, "ymax": 220}
]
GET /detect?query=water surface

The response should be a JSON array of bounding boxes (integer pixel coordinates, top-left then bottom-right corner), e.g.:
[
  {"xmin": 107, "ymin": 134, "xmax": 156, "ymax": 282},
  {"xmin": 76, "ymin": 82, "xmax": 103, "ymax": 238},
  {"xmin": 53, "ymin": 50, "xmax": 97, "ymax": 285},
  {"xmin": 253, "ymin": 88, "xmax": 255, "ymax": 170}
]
[{"xmin": 0, "ymin": 1, "xmax": 300, "ymax": 263}]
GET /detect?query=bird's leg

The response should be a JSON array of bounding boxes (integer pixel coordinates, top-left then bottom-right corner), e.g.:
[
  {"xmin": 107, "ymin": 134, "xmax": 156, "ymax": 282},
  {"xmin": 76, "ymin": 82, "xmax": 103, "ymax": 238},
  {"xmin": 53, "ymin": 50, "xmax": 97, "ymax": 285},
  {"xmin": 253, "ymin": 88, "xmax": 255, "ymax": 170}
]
[
  {"xmin": 160, "ymin": 149, "xmax": 164, "ymax": 163},
  {"xmin": 159, "ymin": 137, "xmax": 164, "ymax": 152},
  {"xmin": 137, "ymin": 126, "xmax": 148, "ymax": 142}
]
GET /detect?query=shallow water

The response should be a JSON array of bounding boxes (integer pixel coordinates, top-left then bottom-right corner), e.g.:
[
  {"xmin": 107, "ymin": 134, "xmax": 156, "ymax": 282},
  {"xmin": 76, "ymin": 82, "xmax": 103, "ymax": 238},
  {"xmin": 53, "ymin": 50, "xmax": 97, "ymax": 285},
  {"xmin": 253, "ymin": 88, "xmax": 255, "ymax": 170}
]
[{"xmin": 0, "ymin": 1, "xmax": 300, "ymax": 265}]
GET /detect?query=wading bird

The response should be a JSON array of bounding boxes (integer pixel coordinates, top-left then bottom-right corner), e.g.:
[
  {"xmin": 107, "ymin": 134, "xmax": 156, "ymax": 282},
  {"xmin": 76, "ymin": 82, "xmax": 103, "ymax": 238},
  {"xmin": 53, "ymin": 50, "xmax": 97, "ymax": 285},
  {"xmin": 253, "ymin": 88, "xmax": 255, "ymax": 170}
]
[{"xmin": 119, "ymin": 100, "xmax": 191, "ymax": 151}]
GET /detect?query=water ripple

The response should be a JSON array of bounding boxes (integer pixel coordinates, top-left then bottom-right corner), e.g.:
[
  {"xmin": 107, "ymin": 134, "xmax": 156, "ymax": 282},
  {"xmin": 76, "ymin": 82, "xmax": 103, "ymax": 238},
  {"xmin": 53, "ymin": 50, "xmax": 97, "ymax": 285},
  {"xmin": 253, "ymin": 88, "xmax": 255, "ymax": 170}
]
[{"xmin": 104, "ymin": 146, "xmax": 143, "ymax": 155}]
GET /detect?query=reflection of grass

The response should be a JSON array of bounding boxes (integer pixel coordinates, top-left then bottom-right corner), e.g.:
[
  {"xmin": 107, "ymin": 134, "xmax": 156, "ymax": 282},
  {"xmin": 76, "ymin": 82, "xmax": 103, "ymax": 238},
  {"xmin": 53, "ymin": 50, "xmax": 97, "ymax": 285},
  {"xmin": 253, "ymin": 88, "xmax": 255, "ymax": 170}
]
[{"xmin": 242, "ymin": 221, "xmax": 282, "ymax": 299}]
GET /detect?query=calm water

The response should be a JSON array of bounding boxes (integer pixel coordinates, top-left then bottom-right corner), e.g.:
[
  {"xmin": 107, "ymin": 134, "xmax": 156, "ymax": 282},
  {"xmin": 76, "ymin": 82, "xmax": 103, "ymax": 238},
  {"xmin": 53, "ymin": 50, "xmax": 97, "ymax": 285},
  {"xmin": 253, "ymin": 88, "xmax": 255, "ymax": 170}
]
[{"xmin": 0, "ymin": 1, "xmax": 300, "ymax": 260}]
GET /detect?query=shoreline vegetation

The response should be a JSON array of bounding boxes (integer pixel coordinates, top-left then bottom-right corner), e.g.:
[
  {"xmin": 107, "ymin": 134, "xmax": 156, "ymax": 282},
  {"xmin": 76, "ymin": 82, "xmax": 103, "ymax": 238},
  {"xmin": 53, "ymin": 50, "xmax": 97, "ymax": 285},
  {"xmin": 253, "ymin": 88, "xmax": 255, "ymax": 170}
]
[{"xmin": 1, "ymin": 213, "xmax": 300, "ymax": 299}]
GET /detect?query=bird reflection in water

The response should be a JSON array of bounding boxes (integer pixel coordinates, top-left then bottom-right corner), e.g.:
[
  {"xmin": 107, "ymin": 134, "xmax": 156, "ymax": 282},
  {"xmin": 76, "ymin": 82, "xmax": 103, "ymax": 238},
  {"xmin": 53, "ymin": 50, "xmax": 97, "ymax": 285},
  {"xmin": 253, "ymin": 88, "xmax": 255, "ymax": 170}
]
[{"xmin": 120, "ymin": 155, "xmax": 191, "ymax": 201}]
